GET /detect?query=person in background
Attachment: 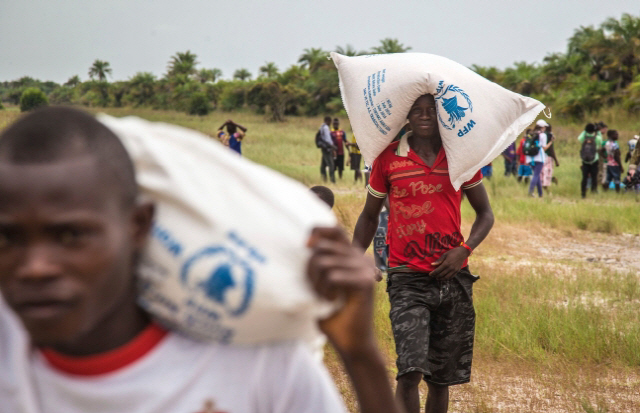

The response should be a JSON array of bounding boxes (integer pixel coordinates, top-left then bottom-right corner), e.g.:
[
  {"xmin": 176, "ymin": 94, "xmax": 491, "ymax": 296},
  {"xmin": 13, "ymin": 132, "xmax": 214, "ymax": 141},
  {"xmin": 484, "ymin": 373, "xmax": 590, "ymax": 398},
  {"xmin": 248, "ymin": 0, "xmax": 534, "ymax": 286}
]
[
  {"xmin": 310, "ymin": 185, "xmax": 335, "ymax": 208},
  {"xmin": 346, "ymin": 134, "xmax": 363, "ymax": 183},
  {"xmin": 527, "ymin": 120, "xmax": 551, "ymax": 197},
  {"xmin": 516, "ymin": 130, "xmax": 532, "ymax": 184},
  {"xmin": 372, "ymin": 197, "xmax": 390, "ymax": 274},
  {"xmin": 502, "ymin": 141, "xmax": 517, "ymax": 177},
  {"xmin": 331, "ymin": 118, "xmax": 348, "ymax": 180},
  {"xmin": 603, "ymin": 129, "xmax": 623, "ymax": 192},
  {"xmin": 319, "ymin": 116, "xmax": 337, "ymax": 183},
  {"xmin": 595, "ymin": 122, "xmax": 608, "ymax": 187},
  {"xmin": 626, "ymin": 133, "xmax": 640, "ymax": 190},
  {"xmin": 578, "ymin": 123, "xmax": 603, "ymax": 198},
  {"xmin": 218, "ymin": 119, "xmax": 248, "ymax": 155},
  {"xmin": 480, "ymin": 162, "xmax": 492, "ymax": 180},
  {"xmin": 540, "ymin": 123, "xmax": 558, "ymax": 193},
  {"xmin": 625, "ymin": 134, "xmax": 638, "ymax": 164}
]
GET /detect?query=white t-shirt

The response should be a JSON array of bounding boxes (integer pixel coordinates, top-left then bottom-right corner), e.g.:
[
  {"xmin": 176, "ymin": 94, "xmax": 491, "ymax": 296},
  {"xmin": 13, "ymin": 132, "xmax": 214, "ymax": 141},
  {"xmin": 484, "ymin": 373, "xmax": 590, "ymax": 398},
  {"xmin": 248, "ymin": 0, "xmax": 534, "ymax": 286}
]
[
  {"xmin": 0, "ymin": 302, "xmax": 346, "ymax": 413},
  {"xmin": 526, "ymin": 132, "xmax": 547, "ymax": 164}
]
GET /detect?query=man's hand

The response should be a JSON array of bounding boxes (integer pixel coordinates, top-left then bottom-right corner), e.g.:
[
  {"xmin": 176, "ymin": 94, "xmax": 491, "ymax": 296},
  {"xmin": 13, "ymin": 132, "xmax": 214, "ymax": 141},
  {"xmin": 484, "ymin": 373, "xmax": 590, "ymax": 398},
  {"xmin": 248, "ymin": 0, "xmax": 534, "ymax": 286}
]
[
  {"xmin": 307, "ymin": 227, "xmax": 377, "ymax": 357},
  {"xmin": 373, "ymin": 267, "xmax": 383, "ymax": 282},
  {"xmin": 307, "ymin": 227, "xmax": 403, "ymax": 413},
  {"xmin": 430, "ymin": 247, "xmax": 470, "ymax": 280}
]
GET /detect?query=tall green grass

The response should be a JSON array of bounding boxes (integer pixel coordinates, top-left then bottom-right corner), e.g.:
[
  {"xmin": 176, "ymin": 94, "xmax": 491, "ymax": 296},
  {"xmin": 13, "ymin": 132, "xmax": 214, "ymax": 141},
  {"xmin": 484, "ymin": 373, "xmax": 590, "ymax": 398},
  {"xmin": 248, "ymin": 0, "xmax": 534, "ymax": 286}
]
[{"xmin": 473, "ymin": 261, "xmax": 640, "ymax": 366}]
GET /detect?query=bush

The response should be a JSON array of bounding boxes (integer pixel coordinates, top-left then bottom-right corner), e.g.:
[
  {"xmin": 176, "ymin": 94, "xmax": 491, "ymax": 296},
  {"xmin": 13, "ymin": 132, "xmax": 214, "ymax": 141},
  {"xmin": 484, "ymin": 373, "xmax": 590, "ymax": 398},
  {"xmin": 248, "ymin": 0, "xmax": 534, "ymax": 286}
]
[
  {"xmin": 0, "ymin": 100, "xmax": 4, "ymax": 110},
  {"xmin": 188, "ymin": 92, "xmax": 211, "ymax": 116},
  {"xmin": 19, "ymin": 87, "xmax": 48, "ymax": 112}
]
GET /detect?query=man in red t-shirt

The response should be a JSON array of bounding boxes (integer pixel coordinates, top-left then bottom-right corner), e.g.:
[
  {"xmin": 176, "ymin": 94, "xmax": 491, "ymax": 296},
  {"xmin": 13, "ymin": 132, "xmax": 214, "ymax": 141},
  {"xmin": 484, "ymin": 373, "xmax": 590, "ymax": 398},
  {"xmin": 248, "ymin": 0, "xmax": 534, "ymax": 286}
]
[
  {"xmin": 331, "ymin": 118, "xmax": 348, "ymax": 180},
  {"xmin": 353, "ymin": 94, "xmax": 494, "ymax": 413}
]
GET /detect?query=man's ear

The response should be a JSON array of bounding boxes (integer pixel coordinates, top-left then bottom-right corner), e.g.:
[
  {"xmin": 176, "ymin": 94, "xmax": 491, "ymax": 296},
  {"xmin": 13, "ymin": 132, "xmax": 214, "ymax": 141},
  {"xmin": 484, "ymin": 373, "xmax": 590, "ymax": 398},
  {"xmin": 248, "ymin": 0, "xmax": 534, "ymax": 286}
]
[{"xmin": 131, "ymin": 202, "xmax": 155, "ymax": 249}]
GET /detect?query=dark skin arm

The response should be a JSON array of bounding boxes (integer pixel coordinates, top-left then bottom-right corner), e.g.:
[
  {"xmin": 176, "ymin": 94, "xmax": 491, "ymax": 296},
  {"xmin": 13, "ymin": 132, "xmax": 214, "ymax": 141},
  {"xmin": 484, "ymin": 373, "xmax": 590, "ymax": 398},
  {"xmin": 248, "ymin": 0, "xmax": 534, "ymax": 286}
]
[
  {"xmin": 430, "ymin": 182, "xmax": 494, "ymax": 280},
  {"xmin": 615, "ymin": 147, "xmax": 623, "ymax": 173},
  {"xmin": 352, "ymin": 193, "xmax": 385, "ymax": 250},
  {"xmin": 307, "ymin": 227, "xmax": 404, "ymax": 413}
]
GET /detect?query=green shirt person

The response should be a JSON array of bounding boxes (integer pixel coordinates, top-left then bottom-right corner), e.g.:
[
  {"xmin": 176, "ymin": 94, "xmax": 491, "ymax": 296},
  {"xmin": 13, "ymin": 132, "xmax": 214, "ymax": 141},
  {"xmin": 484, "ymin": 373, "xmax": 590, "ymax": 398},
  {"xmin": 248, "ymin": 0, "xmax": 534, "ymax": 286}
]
[{"xmin": 577, "ymin": 131, "xmax": 603, "ymax": 164}]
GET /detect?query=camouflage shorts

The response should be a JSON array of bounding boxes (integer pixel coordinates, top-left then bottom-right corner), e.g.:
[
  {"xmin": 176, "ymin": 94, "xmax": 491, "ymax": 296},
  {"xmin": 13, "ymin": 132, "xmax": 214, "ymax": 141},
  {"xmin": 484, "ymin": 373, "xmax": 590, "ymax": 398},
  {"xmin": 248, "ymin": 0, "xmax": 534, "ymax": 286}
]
[{"xmin": 386, "ymin": 267, "xmax": 479, "ymax": 386}]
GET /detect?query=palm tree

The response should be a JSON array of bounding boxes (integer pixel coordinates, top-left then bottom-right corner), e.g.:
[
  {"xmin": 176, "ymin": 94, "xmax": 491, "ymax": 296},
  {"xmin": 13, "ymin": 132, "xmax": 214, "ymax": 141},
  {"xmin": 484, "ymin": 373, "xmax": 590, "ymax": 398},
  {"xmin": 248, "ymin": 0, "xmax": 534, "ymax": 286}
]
[
  {"xmin": 88, "ymin": 60, "xmax": 112, "ymax": 81},
  {"xmin": 233, "ymin": 68, "xmax": 252, "ymax": 81},
  {"xmin": 502, "ymin": 61, "xmax": 541, "ymax": 96},
  {"xmin": 167, "ymin": 51, "xmax": 199, "ymax": 77},
  {"xmin": 298, "ymin": 48, "xmax": 329, "ymax": 73},
  {"xmin": 335, "ymin": 44, "xmax": 366, "ymax": 56},
  {"xmin": 197, "ymin": 68, "xmax": 223, "ymax": 83},
  {"xmin": 470, "ymin": 65, "xmax": 503, "ymax": 83},
  {"xmin": 601, "ymin": 13, "xmax": 640, "ymax": 89},
  {"xmin": 259, "ymin": 62, "xmax": 279, "ymax": 79},
  {"xmin": 279, "ymin": 64, "xmax": 308, "ymax": 85},
  {"xmin": 64, "ymin": 75, "xmax": 81, "ymax": 87},
  {"xmin": 129, "ymin": 72, "xmax": 157, "ymax": 106},
  {"xmin": 370, "ymin": 38, "xmax": 411, "ymax": 54}
]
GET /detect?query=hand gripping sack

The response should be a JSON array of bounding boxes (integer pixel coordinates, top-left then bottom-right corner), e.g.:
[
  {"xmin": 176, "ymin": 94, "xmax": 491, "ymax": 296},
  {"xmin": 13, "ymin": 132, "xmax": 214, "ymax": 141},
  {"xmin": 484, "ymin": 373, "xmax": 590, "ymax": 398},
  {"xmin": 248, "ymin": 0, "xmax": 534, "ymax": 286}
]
[
  {"xmin": 332, "ymin": 52, "xmax": 546, "ymax": 189},
  {"xmin": 98, "ymin": 115, "xmax": 337, "ymax": 345}
]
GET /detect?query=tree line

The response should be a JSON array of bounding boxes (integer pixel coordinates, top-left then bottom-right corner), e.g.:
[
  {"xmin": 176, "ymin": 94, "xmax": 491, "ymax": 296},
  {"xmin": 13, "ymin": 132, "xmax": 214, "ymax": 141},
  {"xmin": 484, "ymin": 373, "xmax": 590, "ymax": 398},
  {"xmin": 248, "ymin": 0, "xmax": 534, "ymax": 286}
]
[{"xmin": 1, "ymin": 13, "xmax": 639, "ymax": 120}]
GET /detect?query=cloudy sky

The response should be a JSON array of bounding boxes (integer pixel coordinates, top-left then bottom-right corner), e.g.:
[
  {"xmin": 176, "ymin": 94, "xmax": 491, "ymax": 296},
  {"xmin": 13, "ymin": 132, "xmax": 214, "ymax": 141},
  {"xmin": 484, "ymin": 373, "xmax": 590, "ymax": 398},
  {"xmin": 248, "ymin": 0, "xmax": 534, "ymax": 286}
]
[{"xmin": 1, "ymin": 0, "xmax": 638, "ymax": 83}]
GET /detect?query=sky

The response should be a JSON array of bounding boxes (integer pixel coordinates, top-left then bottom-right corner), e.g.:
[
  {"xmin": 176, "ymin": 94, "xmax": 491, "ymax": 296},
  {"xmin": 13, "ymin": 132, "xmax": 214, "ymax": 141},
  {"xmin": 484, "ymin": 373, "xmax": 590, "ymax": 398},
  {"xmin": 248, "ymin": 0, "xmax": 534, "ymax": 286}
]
[{"xmin": 1, "ymin": 0, "xmax": 638, "ymax": 84}]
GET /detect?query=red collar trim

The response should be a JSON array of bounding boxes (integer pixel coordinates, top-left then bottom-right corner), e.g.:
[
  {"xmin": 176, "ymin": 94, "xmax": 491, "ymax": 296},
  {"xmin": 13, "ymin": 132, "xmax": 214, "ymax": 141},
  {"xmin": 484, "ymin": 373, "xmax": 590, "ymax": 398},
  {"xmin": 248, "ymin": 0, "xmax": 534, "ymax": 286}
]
[{"xmin": 40, "ymin": 323, "xmax": 168, "ymax": 376}]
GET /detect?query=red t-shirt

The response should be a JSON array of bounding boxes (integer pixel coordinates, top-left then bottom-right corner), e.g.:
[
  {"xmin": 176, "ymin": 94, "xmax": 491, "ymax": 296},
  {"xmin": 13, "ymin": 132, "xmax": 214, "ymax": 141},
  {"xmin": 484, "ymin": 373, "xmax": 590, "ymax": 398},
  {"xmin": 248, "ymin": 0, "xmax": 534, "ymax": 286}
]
[
  {"xmin": 368, "ymin": 136, "xmax": 482, "ymax": 272},
  {"xmin": 517, "ymin": 137, "xmax": 526, "ymax": 164},
  {"xmin": 331, "ymin": 129, "xmax": 346, "ymax": 155}
]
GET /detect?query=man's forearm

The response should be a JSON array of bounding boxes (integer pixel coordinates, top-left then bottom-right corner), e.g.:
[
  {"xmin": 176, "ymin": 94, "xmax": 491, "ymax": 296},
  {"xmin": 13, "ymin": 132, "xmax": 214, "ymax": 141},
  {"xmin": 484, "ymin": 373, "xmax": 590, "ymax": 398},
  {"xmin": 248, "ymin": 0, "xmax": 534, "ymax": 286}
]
[
  {"xmin": 352, "ymin": 213, "xmax": 379, "ymax": 250},
  {"xmin": 339, "ymin": 347, "xmax": 403, "ymax": 413},
  {"xmin": 465, "ymin": 210, "xmax": 494, "ymax": 250},
  {"xmin": 341, "ymin": 347, "xmax": 403, "ymax": 413}
]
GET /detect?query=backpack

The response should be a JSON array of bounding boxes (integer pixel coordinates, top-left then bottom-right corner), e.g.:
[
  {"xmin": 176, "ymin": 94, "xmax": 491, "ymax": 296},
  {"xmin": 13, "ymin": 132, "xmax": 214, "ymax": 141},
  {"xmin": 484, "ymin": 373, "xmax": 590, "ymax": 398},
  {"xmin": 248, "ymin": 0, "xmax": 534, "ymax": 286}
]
[
  {"xmin": 580, "ymin": 134, "xmax": 597, "ymax": 163},
  {"xmin": 315, "ymin": 129, "xmax": 324, "ymax": 148},
  {"xmin": 522, "ymin": 132, "xmax": 540, "ymax": 156},
  {"xmin": 315, "ymin": 128, "xmax": 332, "ymax": 150}
]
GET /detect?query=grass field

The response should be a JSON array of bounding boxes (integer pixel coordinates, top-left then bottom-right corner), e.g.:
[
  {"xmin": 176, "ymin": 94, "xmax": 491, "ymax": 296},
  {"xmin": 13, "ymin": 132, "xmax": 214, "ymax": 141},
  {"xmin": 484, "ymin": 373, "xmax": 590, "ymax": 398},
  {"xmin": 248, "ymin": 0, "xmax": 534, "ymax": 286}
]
[{"xmin": 2, "ymin": 105, "xmax": 640, "ymax": 412}]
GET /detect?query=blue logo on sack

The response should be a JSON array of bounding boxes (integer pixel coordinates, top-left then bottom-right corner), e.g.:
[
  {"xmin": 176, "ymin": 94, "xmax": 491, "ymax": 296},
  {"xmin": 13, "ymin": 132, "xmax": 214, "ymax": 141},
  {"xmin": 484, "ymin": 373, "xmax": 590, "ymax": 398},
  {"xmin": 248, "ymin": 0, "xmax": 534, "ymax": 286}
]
[
  {"xmin": 181, "ymin": 246, "xmax": 254, "ymax": 317},
  {"xmin": 434, "ymin": 81, "xmax": 474, "ymax": 134}
]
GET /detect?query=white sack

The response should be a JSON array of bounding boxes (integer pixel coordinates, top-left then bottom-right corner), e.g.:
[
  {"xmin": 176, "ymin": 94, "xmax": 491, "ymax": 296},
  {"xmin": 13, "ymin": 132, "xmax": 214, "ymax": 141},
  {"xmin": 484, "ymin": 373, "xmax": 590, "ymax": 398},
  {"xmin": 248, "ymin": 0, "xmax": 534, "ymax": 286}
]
[
  {"xmin": 332, "ymin": 52, "xmax": 546, "ymax": 189},
  {"xmin": 99, "ymin": 115, "xmax": 337, "ymax": 345}
]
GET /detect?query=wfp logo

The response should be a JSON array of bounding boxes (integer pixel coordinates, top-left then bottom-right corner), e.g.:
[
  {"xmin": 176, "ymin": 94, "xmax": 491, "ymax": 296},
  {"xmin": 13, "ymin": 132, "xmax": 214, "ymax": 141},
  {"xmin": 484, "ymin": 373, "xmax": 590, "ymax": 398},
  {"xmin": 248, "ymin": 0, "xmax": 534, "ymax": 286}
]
[
  {"xmin": 434, "ymin": 81, "xmax": 475, "ymax": 136},
  {"xmin": 181, "ymin": 246, "xmax": 254, "ymax": 318}
]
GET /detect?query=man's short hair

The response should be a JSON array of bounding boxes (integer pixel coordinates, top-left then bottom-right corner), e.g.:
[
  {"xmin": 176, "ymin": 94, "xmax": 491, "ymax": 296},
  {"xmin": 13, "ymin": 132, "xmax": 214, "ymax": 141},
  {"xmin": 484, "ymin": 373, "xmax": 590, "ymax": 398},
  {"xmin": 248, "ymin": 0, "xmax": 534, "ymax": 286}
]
[
  {"xmin": 0, "ymin": 106, "xmax": 138, "ymax": 207},
  {"xmin": 607, "ymin": 129, "xmax": 618, "ymax": 139},
  {"xmin": 585, "ymin": 123, "xmax": 596, "ymax": 133},
  {"xmin": 324, "ymin": 116, "xmax": 332, "ymax": 123},
  {"xmin": 310, "ymin": 185, "xmax": 334, "ymax": 208}
]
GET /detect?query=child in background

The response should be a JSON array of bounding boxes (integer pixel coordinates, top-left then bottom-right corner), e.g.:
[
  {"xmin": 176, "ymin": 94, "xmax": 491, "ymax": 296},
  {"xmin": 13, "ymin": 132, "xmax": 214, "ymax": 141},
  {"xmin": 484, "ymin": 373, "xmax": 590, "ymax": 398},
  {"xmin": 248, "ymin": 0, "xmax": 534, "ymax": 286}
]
[
  {"xmin": 480, "ymin": 163, "xmax": 493, "ymax": 180},
  {"xmin": 516, "ymin": 130, "xmax": 532, "ymax": 183},
  {"xmin": 541, "ymin": 124, "xmax": 558, "ymax": 193},
  {"xmin": 603, "ymin": 130, "xmax": 623, "ymax": 192},
  {"xmin": 625, "ymin": 134, "xmax": 638, "ymax": 163},
  {"xmin": 310, "ymin": 185, "xmax": 335, "ymax": 208},
  {"xmin": 502, "ymin": 141, "xmax": 517, "ymax": 177},
  {"xmin": 346, "ymin": 135, "xmax": 363, "ymax": 183}
]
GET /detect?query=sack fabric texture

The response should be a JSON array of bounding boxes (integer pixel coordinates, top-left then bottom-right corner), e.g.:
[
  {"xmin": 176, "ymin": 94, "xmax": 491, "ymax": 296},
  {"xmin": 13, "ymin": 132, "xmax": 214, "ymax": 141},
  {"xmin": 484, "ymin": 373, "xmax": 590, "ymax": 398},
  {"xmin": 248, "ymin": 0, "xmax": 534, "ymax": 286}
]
[
  {"xmin": 99, "ymin": 115, "xmax": 337, "ymax": 346},
  {"xmin": 331, "ymin": 52, "xmax": 546, "ymax": 190}
]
